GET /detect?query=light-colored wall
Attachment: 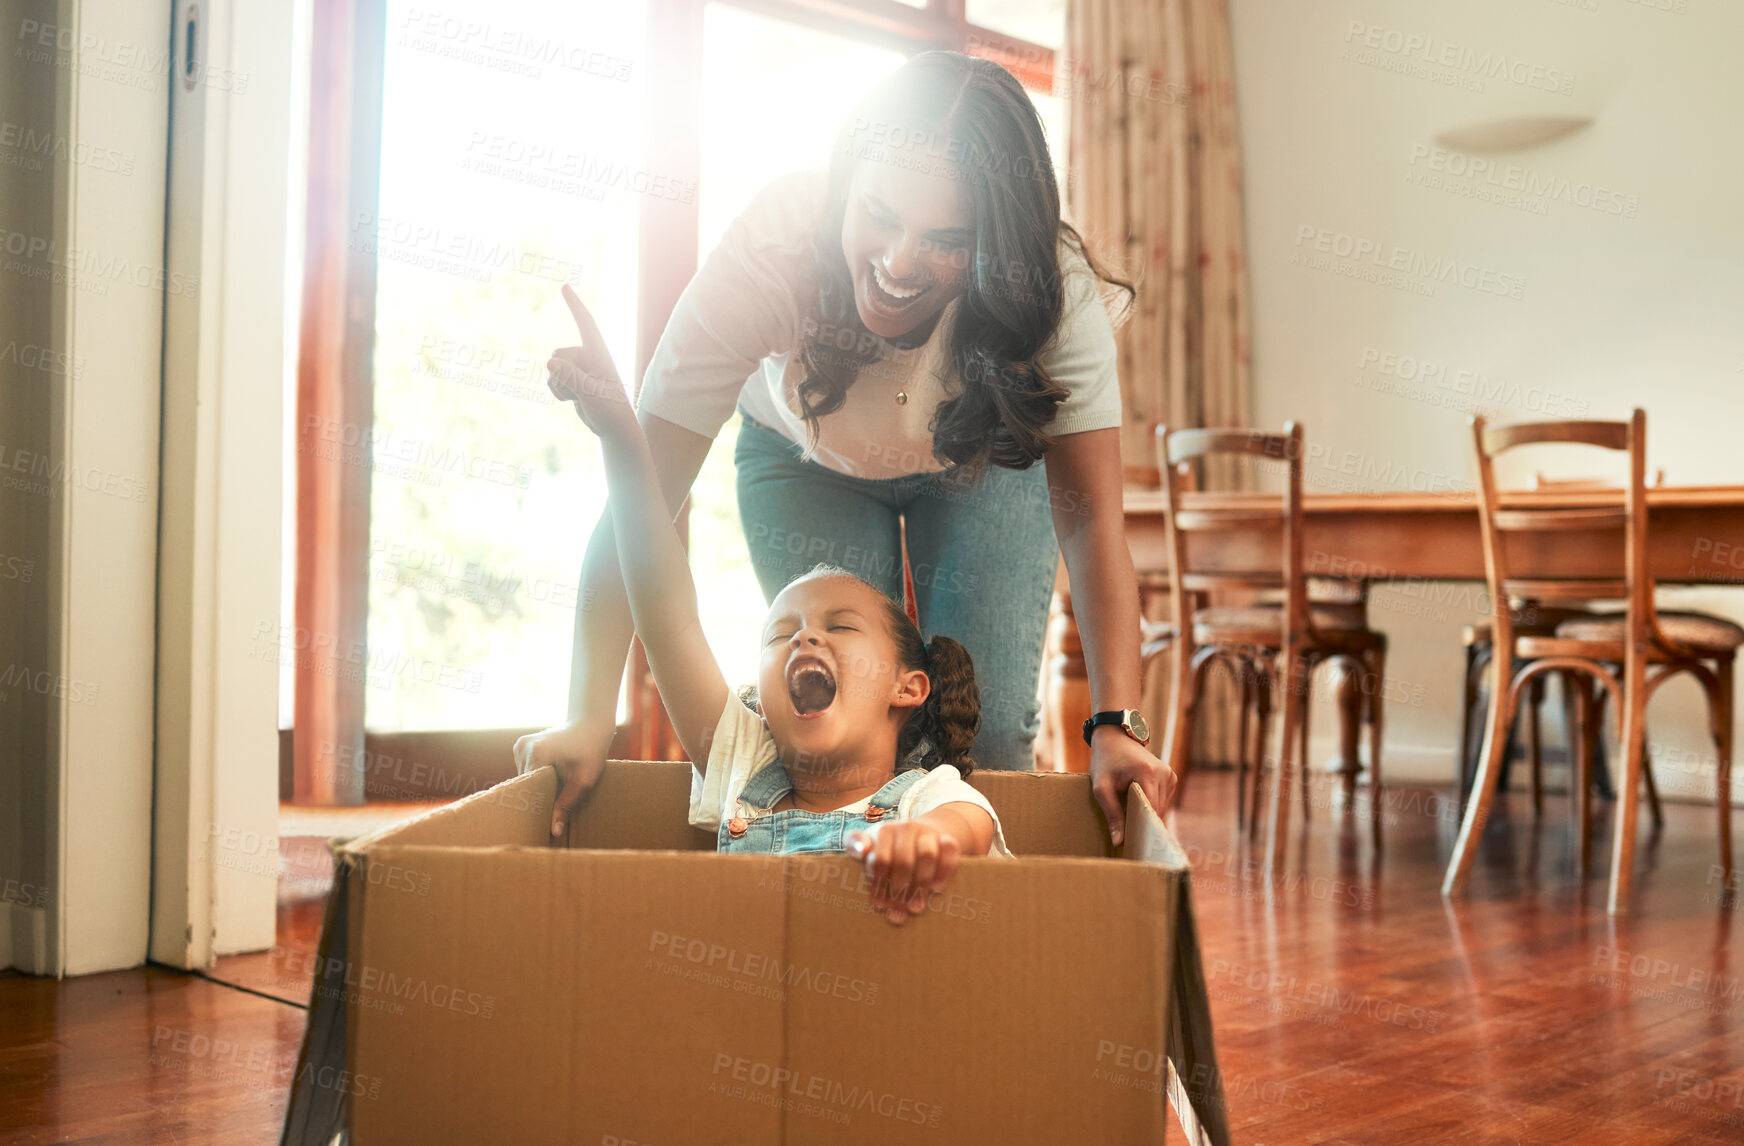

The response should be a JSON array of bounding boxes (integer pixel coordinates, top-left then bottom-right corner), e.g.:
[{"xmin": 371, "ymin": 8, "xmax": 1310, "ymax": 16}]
[
  {"xmin": 1, "ymin": 0, "xmax": 171, "ymax": 974},
  {"xmin": 0, "ymin": 0, "xmax": 59, "ymax": 971},
  {"xmin": 52, "ymin": 0, "xmax": 170, "ymax": 976},
  {"xmin": 1228, "ymin": 0, "xmax": 1744, "ymax": 802}
]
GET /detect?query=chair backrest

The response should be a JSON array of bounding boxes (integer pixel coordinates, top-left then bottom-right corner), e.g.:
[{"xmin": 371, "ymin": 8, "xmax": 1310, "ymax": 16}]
[
  {"xmin": 1534, "ymin": 469, "xmax": 1664, "ymax": 491},
  {"xmin": 1469, "ymin": 409, "xmax": 1654, "ymax": 648},
  {"xmin": 1156, "ymin": 424, "xmax": 1307, "ymax": 649},
  {"xmin": 1126, "ymin": 461, "xmax": 1202, "ymax": 493}
]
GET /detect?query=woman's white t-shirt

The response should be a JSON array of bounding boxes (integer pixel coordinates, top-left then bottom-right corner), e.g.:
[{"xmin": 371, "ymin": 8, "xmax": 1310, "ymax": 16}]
[
  {"xmin": 636, "ymin": 167, "xmax": 1123, "ymax": 478},
  {"xmin": 689, "ymin": 690, "xmax": 1015, "ymax": 858}
]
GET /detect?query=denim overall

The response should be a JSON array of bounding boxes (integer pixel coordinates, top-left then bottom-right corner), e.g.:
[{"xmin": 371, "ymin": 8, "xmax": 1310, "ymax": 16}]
[{"xmin": 718, "ymin": 763, "xmax": 929, "ymax": 856}]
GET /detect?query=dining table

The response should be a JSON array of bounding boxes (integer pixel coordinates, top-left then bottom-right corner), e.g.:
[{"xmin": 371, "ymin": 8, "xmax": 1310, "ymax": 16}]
[{"xmin": 1043, "ymin": 484, "xmax": 1744, "ymax": 860}]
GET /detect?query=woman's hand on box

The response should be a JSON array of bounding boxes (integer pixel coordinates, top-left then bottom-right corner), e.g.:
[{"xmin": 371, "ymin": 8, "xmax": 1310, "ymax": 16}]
[
  {"xmin": 1089, "ymin": 729, "xmax": 1177, "ymax": 848},
  {"xmin": 547, "ymin": 284, "xmax": 637, "ymax": 438},
  {"xmin": 514, "ymin": 716, "xmax": 614, "ymax": 838}
]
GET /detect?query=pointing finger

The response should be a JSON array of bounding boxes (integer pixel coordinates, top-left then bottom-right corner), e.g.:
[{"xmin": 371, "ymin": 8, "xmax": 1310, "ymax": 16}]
[{"xmin": 561, "ymin": 283, "xmax": 605, "ymax": 345}]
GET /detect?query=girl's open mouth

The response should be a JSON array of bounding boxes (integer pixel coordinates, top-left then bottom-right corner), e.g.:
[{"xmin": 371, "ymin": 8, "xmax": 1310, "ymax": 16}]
[
  {"xmin": 866, "ymin": 262, "xmax": 930, "ymax": 316},
  {"xmin": 786, "ymin": 656, "xmax": 838, "ymax": 718}
]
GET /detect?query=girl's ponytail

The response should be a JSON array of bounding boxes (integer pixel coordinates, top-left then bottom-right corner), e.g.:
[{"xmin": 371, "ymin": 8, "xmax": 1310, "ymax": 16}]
[{"xmin": 897, "ymin": 635, "xmax": 981, "ymax": 776}]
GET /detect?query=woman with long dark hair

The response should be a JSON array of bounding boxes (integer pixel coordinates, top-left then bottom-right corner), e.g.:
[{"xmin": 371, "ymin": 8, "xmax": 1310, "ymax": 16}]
[{"xmin": 520, "ymin": 50, "xmax": 1173, "ymax": 845}]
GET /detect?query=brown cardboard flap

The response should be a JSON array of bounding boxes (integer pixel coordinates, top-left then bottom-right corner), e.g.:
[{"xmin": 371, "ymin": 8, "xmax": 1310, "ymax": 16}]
[
  {"xmin": 1122, "ymin": 785, "xmax": 1192, "ymax": 872},
  {"xmin": 1166, "ymin": 878, "xmax": 1230, "ymax": 1146},
  {"xmin": 1126, "ymin": 787, "xmax": 1230, "ymax": 1146},
  {"xmin": 345, "ymin": 768, "xmax": 556, "ymax": 854},
  {"xmin": 279, "ymin": 857, "xmax": 354, "ymax": 1146},
  {"xmin": 564, "ymin": 759, "xmax": 715, "ymax": 852},
  {"xmin": 966, "ymin": 769, "xmax": 1112, "ymax": 858}
]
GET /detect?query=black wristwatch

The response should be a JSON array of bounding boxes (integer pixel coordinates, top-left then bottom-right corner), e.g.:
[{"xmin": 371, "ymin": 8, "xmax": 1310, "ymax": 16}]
[{"xmin": 1083, "ymin": 709, "xmax": 1151, "ymax": 747}]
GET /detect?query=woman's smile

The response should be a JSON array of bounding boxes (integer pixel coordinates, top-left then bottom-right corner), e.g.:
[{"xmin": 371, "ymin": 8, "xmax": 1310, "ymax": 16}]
[{"xmin": 866, "ymin": 262, "xmax": 932, "ymax": 315}]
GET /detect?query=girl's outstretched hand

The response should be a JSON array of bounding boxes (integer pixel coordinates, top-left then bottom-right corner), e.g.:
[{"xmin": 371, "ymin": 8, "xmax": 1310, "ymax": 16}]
[
  {"xmin": 548, "ymin": 283, "xmax": 636, "ymax": 437},
  {"xmin": 847, "ymin": 819, "xmax": 962, "ymax": 926}
]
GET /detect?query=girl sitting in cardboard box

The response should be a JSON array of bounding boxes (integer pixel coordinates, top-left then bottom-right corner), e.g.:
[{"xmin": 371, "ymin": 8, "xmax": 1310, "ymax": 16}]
[{"xmin": 550, "ymin": 283, "xmax": 1013, "ymax": 925}]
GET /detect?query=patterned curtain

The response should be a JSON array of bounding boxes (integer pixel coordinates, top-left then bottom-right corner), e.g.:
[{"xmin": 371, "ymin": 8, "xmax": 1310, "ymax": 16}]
[{"xmin": 1064, "ymin": 0, "xmax": 1254, "ymax": 766}]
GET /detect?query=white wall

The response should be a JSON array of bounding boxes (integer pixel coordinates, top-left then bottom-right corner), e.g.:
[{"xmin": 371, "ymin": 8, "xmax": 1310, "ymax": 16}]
[
  {"xmin": 1228, "ymin": 0, "xmax": 1744, "ymax": 802},
  {"xmin": 153, "ymin": 0, "xmax": 295, "ymax": 967},
  {"xmin": 49, "ymin": 0, "xmax": 172, "ymax": 974},
  {"xmin": 0, "ymin": 0, "xmax": 60, "ymax": 974}
]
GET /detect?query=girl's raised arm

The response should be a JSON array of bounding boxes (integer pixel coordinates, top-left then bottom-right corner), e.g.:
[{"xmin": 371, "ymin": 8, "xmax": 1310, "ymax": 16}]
[{"xmin": 550, "ymin": 285, "xmax": 730, "ymax": 772}]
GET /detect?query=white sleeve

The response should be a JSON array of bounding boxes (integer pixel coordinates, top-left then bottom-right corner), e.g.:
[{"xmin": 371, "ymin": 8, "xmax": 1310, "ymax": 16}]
[
  {"xmin": 634, "ymin": 169, "xmax": 822, "ymax": 440},
  {"xmin": 1037, "ymin": 243, "xmax": 1123, "ymax": 437},
  {"xmin": 689, "ymin": 691, "xmax": 781, "ymax": 830},
  {"xmin": 898, "ymin": 767, "xmax": 1014, "ymax": 858}
]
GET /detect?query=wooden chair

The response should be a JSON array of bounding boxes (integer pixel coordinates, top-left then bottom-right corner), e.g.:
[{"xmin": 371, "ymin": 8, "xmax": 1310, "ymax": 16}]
[
  {"xmin": 1534, "ymin": 471, "xmax": 1664, "ymax": 492},
  {"xmin": 1457, "ymin": 603, "xmax": 1598, "ymax": 816},
  {"xmin": 1137, "ymin": 459, "xmax": 1254, "ymax": 812},
  {"xmin": 1132, "ymin": 459, "xmax": 1305, "ymax": 803},
  {"xmin": 1157, "ymin": 424, "xmax": 1389, "ymax": 872},
  {"xmin": 1454, "ymin": 471, "xmax": 1669, "ymax": 809},
  {"xmin": 1173, "ymin": 576, "xmax": 1383, "ymax": 839},
  {"xmin": 1269, "ymin": 576, "xmax": 1386, "ymax": 840},
  {"xmin": 1442, "ymin": 410, "xmax": 1737, "ymax": 913}
]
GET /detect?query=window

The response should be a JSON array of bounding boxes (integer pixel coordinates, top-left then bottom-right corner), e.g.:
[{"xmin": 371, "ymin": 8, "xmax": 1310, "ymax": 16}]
[
  {"xmin": 363, "ymin": 0, "xmax": 646, "ymax": 730},
  {"xmin": 966, "ymin": 0, "xmax": 1065, "ymax": 49}
]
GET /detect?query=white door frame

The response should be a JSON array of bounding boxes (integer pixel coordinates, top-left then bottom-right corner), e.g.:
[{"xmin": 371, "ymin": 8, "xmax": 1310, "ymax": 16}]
[
  {"xmin": 152, "ymin": 0, "xmax": 298, "ymax": 968},
  {"xmin": 24, "ymin": 0, "xmax": 172, "ymax": 977}
]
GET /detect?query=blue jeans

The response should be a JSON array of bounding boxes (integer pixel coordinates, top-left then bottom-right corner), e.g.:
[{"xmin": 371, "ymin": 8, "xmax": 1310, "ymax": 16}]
[{"xmin": 732, "ymin": 408, "xmax": 1059, "ymax": 771}]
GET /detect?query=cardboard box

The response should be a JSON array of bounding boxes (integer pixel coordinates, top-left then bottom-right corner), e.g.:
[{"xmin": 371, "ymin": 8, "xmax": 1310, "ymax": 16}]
[{"xmin": 281, "ymin": 761, "xmax": 1229, "ymax": 1145}]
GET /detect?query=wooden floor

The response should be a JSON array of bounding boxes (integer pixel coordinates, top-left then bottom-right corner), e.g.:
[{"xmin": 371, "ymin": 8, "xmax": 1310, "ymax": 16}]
[
  {"xmin": 0, "ymin": 775, "xmax": 1738, "ymax": 1144},
  {"xmin": 1182, "ymin": 772, "xmax": 1742, "ymax": 1145}
]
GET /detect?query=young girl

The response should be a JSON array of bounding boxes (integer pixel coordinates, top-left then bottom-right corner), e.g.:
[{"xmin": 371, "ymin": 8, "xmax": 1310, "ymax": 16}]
[{"xmin": 549, "ymin": 286, "xmax": 1011, "ymax": 924}]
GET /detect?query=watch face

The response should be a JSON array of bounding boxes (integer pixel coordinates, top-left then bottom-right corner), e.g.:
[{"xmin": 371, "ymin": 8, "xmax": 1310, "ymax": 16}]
[{"xmin": 1127, "ymin": 711, "xmax": 1150, "ymax": 742}]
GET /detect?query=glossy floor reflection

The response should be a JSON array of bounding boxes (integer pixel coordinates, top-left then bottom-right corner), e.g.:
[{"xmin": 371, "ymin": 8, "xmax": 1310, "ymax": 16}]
[
  {"xmin": 0, "ymin": 776, "xmax": 1736, "ymax": 1144},
  {"xmin": 1168, "ymin": 770, "xmax": 1742, "ymax": 1145}
]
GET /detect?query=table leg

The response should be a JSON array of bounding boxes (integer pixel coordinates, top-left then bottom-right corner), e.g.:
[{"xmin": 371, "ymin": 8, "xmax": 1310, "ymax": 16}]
[
  {"xmin": 1325, "ymin": 655, "xmax": 1365, "ymax": 808},
  {"xmin": 1046, "ymin": 587, "xmax": 1092, "ymax": 774}
]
